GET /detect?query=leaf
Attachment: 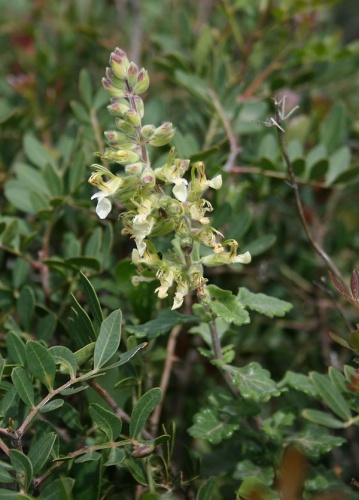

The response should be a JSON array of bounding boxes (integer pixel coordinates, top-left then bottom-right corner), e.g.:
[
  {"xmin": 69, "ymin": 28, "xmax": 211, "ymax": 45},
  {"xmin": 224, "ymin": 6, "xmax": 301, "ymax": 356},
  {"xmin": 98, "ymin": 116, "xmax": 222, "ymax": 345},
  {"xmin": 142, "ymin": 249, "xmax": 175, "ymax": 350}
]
[
  {"xmin": 326, "ymin": 146, "xmax": 351, "ymax": 185},
  {"xmin": 74, "ymin": 343, "xmax": 95, "ymax": 366},
  {"xmin": 105, "ymin": 448, "xmax": 126, "ymax": 466},
  {"xmin": 26, "ymin": 341, "xmax": 56, "ymax": 391},
  {"xmin": 244, "ymin": 235, "xmax": 276, "ymax": 257},
  {"xmin": 39, "ymin": 477, "xmax": 75, "ymax": 500},
  {"xmin": 79, "ymin": 68, "xmax": 93, "ymax": 109},
  {"xmin": 319, "ymin": 102, "xmax": 348, "ymax": 154},
  {"xmin": 309, "ymin": 372, "xmax": 351, "ymax": 421},
  {"xmin": 93, "ymin": 309, "xmax": 122, "ymax": 370},
  {"xmin": 49, "ymin": 346, "xmax": 77, "ymax": 378},
  {"xmin": 349, "ymin": 331, "xmax": 359, "ymax": 352},
  {"xmin": 288, "ymin": 426, "xmax": 345, "ymax": 459},
  {"xmin": 301, "ymin": 409, "xmax": 345, "ymax": 429},
  {"xmin": 238, "ymin": 287, "xmax": 292, "ymax": 318},
  {"xmin": 11, "ymin": 367, "xmax": 35, "ymax": 408},
  {"xmin": 89, "ymin": 403, "xmax": 122, "ymax": 441},
  {"xmin": 233, "ymin": 459, "xmax": 274, "ymax": 485},
  {"xmin": 40, "ymin": 399, "xmax": 64, "ymax": 413},
  {"xmin": 70, "ymin": 100, "xmax": 90, "ymax": 123},
  {"xmin": 65, "ymin": 256, "xmax": 100, "ymax": 272},
  {"xmin": 70, "ymin": 293, "xmax": 97, "ymax": 347},
  {"xmin": 74, "ymin": 451, "xmax": 101, "ymax": 463},
  {"xmin": 232, "ymin": 362, "xmax": 281, "ymax": 402},
  {"xmin": 236, "ymin": 477, "xmax": 276, "ymax": 500},
  {"xmin": 6, "ymin": 331, "xmax": 26, "ymax": 366},
  {"xmin": 126, "ymin": 310, "xmax": 196, "ymax": 339},
  {"xmin": 28, "ymin": 432, "xmax": 57, "ymax": 475},
  {"xmin": 104, "ymin": 342, "xmax": 147, "ymax": 370},
  {"xmin": 23, "ymin": 133, "xmax": 56, "ymax": 169},
  {"xmin": 17, "ymin": 286, "xmax": 35, "ymax": 331},
  {"xmin": 9, "ymin": 449, "xmax": 33, "ymax": 492},
  {"xmin": 129, "ymin": 387, "xmax": 162, "ymax": 438},
  {"xmin": 328, "ymin": 331, "xmax": 351, "ymax": 349},
  {"xmin": 204, "ymin": 285, "xmax": 250, "ymax": 326},
  {"xmin": 328, "ymin": 366, "xmax": 350, "ymax": 394},
  {"xmin": 197, "ymin": 478, "xmax": 215, "ymax": 500},
  {"xmin": 79, "ymin": 272, "xmax": 103, "ymax": 330},
  {"xmin": 188, "ymin": 408, "xmax": 239, "ymax": 445},
  {"xmin": 280, "ymin": 371, "xmax": 317, "ymax": 397}
]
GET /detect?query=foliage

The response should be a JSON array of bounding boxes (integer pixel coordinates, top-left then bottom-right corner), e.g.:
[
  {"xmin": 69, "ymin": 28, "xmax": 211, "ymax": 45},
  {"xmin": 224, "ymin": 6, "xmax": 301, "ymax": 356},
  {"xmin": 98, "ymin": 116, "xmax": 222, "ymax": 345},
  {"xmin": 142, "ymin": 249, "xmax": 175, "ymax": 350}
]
[{"xmin": 1, "ymin": 0, "xmax": 359, "ymax": 498}]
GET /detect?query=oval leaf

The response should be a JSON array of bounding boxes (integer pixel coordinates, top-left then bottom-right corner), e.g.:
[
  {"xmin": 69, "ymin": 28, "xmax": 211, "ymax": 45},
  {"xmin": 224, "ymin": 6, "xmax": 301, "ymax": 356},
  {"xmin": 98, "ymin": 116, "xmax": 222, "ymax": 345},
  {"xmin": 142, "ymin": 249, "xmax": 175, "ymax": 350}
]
[
  {"xmin": 309, "ymin": 372, "xmax": 351, "ymax": 421},
  {"xmin": 130, "ymin": 387, "xmax": 162, "ymax": 438},
  {"xmin": 26, "ymin": 341, "xmax": 56, "ymax": 391},
  {"xmin": 94, "ymin": 309, "xmax": 122, "ymax": 370},
  {"xmin": 11, "ymin": 367, "xmax": 35, "ymax": 408}
]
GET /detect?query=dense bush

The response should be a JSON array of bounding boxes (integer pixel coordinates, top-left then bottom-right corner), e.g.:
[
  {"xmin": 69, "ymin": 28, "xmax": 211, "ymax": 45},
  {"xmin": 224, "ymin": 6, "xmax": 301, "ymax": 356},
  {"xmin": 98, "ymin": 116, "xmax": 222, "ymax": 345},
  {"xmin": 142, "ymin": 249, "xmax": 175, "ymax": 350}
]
[{"xmin": 1, "ymin": 1, "xmax": 359, "ymax": 498}]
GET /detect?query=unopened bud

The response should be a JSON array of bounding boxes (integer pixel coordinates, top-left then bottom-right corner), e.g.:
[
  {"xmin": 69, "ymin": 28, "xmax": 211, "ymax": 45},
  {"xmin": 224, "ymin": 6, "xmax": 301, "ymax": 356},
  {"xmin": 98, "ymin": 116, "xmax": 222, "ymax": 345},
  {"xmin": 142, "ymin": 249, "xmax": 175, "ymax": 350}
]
[
  {"xmin": 125, "ymin": 162, "xmax": 144, "ymax": 174},
  {"xmin": 107, "ymin": 98, "xmax": 131, "ymax": 116},
  {"xmin": 149, "ymin": 122, "xmax": 175, "ymax": 147},
  {"xmin": 101, "ymin": 78, "xmax": 125, "ymax": 98},
  {"xmin": 134, "ymin": 69, "xmax": 150, "ymax": 94},
  {"xmin": 123, "ymin": 108, "xmax": 141, "ymax": 127},
  {"xmin": 110, "ymin": 48, "xmax": 130, "ymax": 80},
  {"xmin": 131, "ymin": 444, "xmax": 155, "ymax": 458},
  {"xmin": 141, "ymin": 124, "xmax": 156, "ymax": 141},
  {"xmin": 127, "ymin": 62, "xmax": 139, "ymax": 87},
  {"xmin": 141, "ymin": 167, "xmax": 156, "ymax": 185},
  {"xmin": 105, "ymin": 68, "xmax": 127, "ymax": 90},
  {"xmin": 113, "ymin": 149, "xmax": 140, "ymax": 164}
]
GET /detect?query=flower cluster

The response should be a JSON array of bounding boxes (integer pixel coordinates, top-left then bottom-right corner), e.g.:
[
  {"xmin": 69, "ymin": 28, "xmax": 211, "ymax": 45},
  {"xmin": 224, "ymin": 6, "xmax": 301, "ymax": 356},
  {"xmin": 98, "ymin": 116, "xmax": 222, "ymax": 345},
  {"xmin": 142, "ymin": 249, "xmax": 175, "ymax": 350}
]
[{"xmin": 89, "ymin": 48, "xmax": 251, "ymax": 309}]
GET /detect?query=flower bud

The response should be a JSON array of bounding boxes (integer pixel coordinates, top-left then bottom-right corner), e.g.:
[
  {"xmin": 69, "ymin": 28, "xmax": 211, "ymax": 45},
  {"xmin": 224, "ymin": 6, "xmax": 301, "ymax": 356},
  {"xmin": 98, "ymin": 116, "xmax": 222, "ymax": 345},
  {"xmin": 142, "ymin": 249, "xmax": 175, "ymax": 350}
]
[
  {"xmin": 141, "ymin": 124, "xmax": 156, "ymax": 141},
  {"xmin": 125, "ymin": 162, "xmax": 144, "ymax": 174},
  {"xmin": 127, "ymin": 62, "xmax": 139, "ymax": 88},
  {"xmin": 115, "ymin": 119, "xmax": 137, "ymax": 137},
  {"xmin": 123, "ymin": 108, "xmax": 141, "ymax": 127},
  {"xmin": 113, "ymin": 149, "xmax": 140, "ymax": 164},
  {"xmin": 105, "ymin": 68, "xmax": 127, "ymax": 90},
  {"xmin": 110, "ymin": 48, "xmax": 130, "ymax": 80},
  {"xmin": 131, "ymin": 444, "xmax": 155, "ymax": 458},
  {"xmin": 149, "ymin": 122, "xmax": 175, "ymax": 147},
  {"xmin": 102, "ymin": 77, "xmax": 125, "ymax": 97},
  {"xmin": 133, "ymin": 95, "xmax": 144, "ymax": 118},
  {"xmin": 134, "ymin": 69, "xmax": 150, "ymax": 94},
  {"xmin": 107, "ymin": 99, "xmax": 131, "ymax": 116},
  {"xmin": 141, "ymin": 167, "xmax": 156, "ymax": 186}
]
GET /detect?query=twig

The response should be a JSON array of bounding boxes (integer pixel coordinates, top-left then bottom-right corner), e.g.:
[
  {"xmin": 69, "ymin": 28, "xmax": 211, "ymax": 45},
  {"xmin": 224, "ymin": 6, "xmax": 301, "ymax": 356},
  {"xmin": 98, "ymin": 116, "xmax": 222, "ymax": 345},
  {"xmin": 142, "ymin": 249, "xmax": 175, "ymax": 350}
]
[
  {"xmin": 149, "ymin": 324, "xmax": 182, "ymax": 436},
  {"xmin": 273, "ymin": 98, "xmax": 344, "ymax": 282}
]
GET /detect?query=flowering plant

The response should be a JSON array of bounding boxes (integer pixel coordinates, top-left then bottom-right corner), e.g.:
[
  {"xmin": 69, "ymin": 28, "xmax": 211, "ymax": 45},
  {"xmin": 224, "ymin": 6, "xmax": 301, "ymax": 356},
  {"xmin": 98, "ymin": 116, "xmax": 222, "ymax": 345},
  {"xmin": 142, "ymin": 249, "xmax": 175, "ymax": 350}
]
[{"xmin": 89, "ymin": 48, "xmax": 251, "ymax": 309}]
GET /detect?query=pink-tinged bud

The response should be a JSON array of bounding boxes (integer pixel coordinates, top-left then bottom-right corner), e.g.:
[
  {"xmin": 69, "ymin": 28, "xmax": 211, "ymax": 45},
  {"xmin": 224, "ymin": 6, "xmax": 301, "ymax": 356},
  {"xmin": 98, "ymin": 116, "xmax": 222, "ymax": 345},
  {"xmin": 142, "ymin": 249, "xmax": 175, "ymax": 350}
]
[
  {"xmin": 149, "ymin": 122, "xmax": 175, "ymax": 147},
  {"xmin": 115, "ymin": 119, "xmax": 137, "ymax": 136},
  {"xmin": 105, "ymin": 67, "xmax": 126, "ymax": 90},
  {"xmin": 134, "ymin": 69, "xmax": 150, "ymax": 94},
  {"xmin": 141, "ymin": 124, "xmax": 156, "ymax": 140},
  {"xmin": 107, "ymin": 99, "xmax": 130, "ymax": 116},
  {"xmin": 127, "ymin": 62, "xmax": 139, "ymax": 87},
  {"xmin": 141, "ymin": 167, "xmax": 156, "ymax": 185},
  {"xmin": 110, "ymin": 48, "xmax": 129, "ymax": 80},
  {"xmin": 133, "ymin": 95, "xmax": 144, "ymax": 118},
  {"xmin": 101, "ymin": 77, "xmax": 126, "ymax": 97},
  {"xmin": 125, "ymin": 162, "xmax": 144, "ymax": 174},
  {"xmin": 123, "ymin": 108, "xmax": 141, "ymax": 127}
]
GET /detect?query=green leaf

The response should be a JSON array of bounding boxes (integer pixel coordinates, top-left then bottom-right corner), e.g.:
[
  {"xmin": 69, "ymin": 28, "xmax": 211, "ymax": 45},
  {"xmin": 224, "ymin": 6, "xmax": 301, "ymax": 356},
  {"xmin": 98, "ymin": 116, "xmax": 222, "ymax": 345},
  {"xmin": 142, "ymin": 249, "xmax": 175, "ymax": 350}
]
[
  {"xmin": 79, "ymin": 69, "xmax": 93, "ymax": 109},
  {"xmin": 188, "ymin": 408, "xmax": 239, "ymax": 445},
  {"xmin": 44, "ymin": 163, "xmax": 63, "ymax": 197},
  {"xmin": 23, "ymin": 133, "xmax": 56, "ymax": 169},
  {"xmin": 70, "ymin": 293, "xmax": 97, "ymax": 346},
  {"xmin": 301, "ymin": 409, "xmax": 345, "ymax": 428},
  {"xmin": 89, "ymin": 403, "xmax": 122, "ymax": 441},
  {"xmin": 236, "ymin": 477, "xmax": 276, "ymax": 500},
  {"xmin": 326, "ymin": 146, "xmax": 351, "ymax": 185},
  {"xmin": 9, "ymin": 449, "xmax": 33, "ymax": 492},
  {"xmin": 49, "ymin": 346, "xmax": 77, "ymax": 378},
  {"xmin": 281, "ymin": 371, "xmax": 317, "ymax": 397},
  {"xmin": 40, "ymin": 399, "xmax": 64, "ymax": 413},
  {"xmin": 197, "ymin": 478, "xmax": 216, "ymax": 500},
  {"xmin": 74, "ymin": 343, "xmax": 95, "ymax": 366},
  {"xmin": 237, "ymin": 287, "xmax": 292, "ymax": 318},
  {"xmin": 309, "ymin": 372, "xmax": 351, "ymax": 420},
  {"xmin": 204, "ymin": 285, "xmax": 250, "ymax": 326},
  {"xmin": 79, "ymin": 272, "xmax": 103, "ymax": 330},
  {"xmin": 26, "ymin": 341, "xmax": 56, "ymax": 391},
  {"xmin": 11, "ymin": 367, "xmax": 35, "ymax": 408},
  {"xmin": 74, "ymin": 451, "xmax": 101, "ymax": 463},
  {"xmin": 231, "ymin": 362, "xmax": 281, "ymax": 402},
  {"xmin": 105, "ymin": 448, "xmax": 126, "ymax": 466},
  {"xmin": 0, "ymin": 463, "xmax": 13, "ymax": 483},
  {"xmin": 65, "ymin": 256, "xmax": 100, "ymax": 272},
  {"xmin": 288, "ymin": 425, "xmax": 345, "ymax": 459},
  {"xmin": 319, "ymin": 102, "xmax": 348, "ymax": 153},
  {"xmin": 122, "ymin": 457, "xmax": 148, "ymax": 485},
  {"xmin": 130, "ymin": 387, "xmax": 162, "ymax": 438},
  {"xmin": 0, "ymin": 355, "xmax": 4, "ymax": 382},
  {"xmin": 328, "ymin": 366, "xmax": 350, "ymax": 394},
  {"xmin": 233, "ymin": 459, "xmax": 274, "ymax": 485},
  {"xmin": 39, "ymin": 477, "xmax": 75, "ymax": 500},
  {"xmin": 28, "ymin": 432, "xmax": 57, "ymax": 474},
  {"xmin": 93, "ymin": 309, "xmax": 122, "ymax": 370},
  {"xmin": 126, "ymin": 310, "xmax": 196, "ymax": 339},
  {"xmin": 70, "ymin": 100, "xmax": 90, "ymax": 123},
  {"xmin": 6, "ymin": 331, "xmax": 26, "ymax": 366},
  {"xmin": 244, "ymin": 235, "xmax": 276, "ymax": 257},
  {"xmin": 17, "ymin": 286, "xmax": 35, "ymax": 331},
  {"xmin": 104, "ymin": 342, "xmax": 147, "ymax": 370}
]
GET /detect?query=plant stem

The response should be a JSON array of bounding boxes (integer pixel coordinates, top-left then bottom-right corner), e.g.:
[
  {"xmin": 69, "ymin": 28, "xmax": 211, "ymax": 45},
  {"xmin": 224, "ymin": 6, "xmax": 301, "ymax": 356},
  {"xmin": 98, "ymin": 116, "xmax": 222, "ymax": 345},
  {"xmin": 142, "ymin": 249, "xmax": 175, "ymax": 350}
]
[{"xmin": 274, "ymin": 103, "xmax": 344, "ymax": 282}]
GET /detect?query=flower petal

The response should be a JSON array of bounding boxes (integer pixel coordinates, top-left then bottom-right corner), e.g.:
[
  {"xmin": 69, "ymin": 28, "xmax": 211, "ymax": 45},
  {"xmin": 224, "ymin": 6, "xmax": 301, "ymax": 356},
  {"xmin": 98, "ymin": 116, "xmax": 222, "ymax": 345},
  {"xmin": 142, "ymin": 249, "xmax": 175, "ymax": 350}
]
[
  {"xmin": 172, "ymin": 179, "xmax": 188, "ymax": 202},
  {"xmin": 96, "ymin": 197, "xmax": 112, "ymax": 219}
]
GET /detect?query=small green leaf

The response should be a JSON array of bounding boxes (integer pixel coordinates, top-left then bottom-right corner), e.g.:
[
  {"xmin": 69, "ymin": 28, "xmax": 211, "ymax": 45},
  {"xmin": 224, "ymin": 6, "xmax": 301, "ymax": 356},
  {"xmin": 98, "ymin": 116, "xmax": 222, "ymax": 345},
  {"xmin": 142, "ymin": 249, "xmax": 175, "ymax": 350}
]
[
  {"xmin": 11, "ymin": 367, "xmax": 35, "ymax": 408},
  {"xmin": 17, "ymin": 286, "xmax": 35, "ymax": 331},
  {"xmin": 40, "ymin": 399, "xmax": 64, "ymax": 413},
  {"xmin": 301, "ymin": 409, "xmax": 345, "ymax": 428},
  {"xmin": 244, "ymin": 235, "xmax": 276, "ymax": 257},
  {"xmin": 105, "ymin": 448, "xmax": 126, "ymax": 466},
  {"xmin": 319, "ymin": 102, "xmax": 348, "ymax": 153},
  {"xmin": 74, "ymin": 343, "xmax": 95, "ymax": 366},
  {"xmin": 288, "ymin": 425, "xmax": 345, "ymax": 459},
  {"xmin": 281, "ymin": 371, "xmax": 317, "ymax": 397},
  {"xmin": 188, "ymin": 408, "xmax": 239, "ymax": 445},
  {"xmin": 6, "ymin": 331, "xmax": 26, "ymax": 366},
  {"xmin": 238, "ymin": 287, "xmax": 292, "ymax": 318},
  {"xmin": 74, "ymin": 451, "xmax": 101, "ymax": 463},
  {"xmin": 70, "ymin": 100, "xmax": 90, "ymax": 123},
  {"xmin": 126, "ymin": 310, "xmax": 196, "ymax": 339},
  {"xmin": 23, "ymin": 133, "xmax": 56, "ymax": 169},
  {"xmin": 197, "ymin": 478, "xmax": 216, "ymax": 500},
  {"xmin": 39, "ymin": 477, "xmax": 75, "ymax": 500},
  {"xmin": 234, "ymin": 460, "xmax": 274, "ymax": 485},
  {"xmin": 232, "ymin": 362, "xmax": 281, "ymax": 402},
  {"xmin": 79, "ymin": 69, "xmax": 93, "ymax": 109},
  {"xmin": 326, "ymin": 146, "xmax": 351, "ymax": 185},
  {"xmin": 89, "ymin": 403, "xmax": 122, "ymax": 441},
  {"xmin": 79, "ymin": 272, "xmax": 103, "ymax": 330},
  {"xmin": 130, "ymin": 388, "xmax": 162, "ymax": 438},
  {"xmin": 66, "ymin": 256, "xmax": 100, "ymax": 272},
  {"xmin": 70, "ymin": 293, "xmax": 97, "ymax": 346},
  {"xmin": 9, "ymin": 449, "xmax": 33, "ymax": 492},
  {"xmin": 104, "ymin": 342, "xmax": 147, "ymax": 370},
  {"xmin": 310, "ymin": 372, "xmax": 351, "ymax": 420},
  {"xmin": 94, "ymin": 309, "xmax": 122, "ymax": 370},
  {"xmin": 49, "ymin": 346, "xmax": 77, "ymax": 378},
  {"xmin": 28, "ymin": 432, "xmax": 57, "ymax": 474},
  {"xmin": 26, "ymin": 341, "xmax": 56, "ymax": 391},
  {"xmin": 204, "ymin": 285, "xmax": 250, "ymax": 326}
]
